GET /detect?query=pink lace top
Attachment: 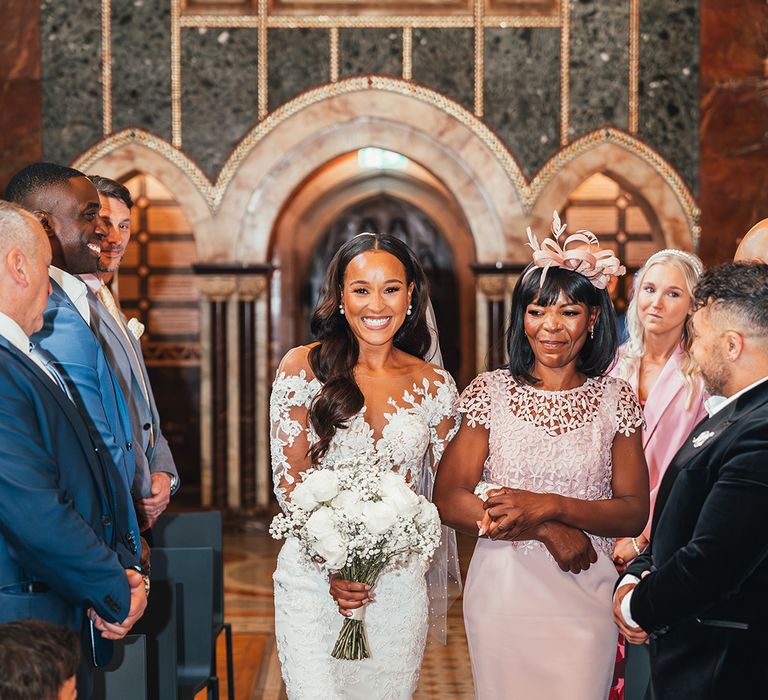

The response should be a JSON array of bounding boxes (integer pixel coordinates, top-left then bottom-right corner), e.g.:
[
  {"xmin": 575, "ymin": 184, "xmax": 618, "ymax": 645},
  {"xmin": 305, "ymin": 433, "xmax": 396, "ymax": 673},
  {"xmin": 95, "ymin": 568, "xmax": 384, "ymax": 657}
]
[{"xmin": 457, "ymin": 369, "xmax": 644, "ymax": 557}]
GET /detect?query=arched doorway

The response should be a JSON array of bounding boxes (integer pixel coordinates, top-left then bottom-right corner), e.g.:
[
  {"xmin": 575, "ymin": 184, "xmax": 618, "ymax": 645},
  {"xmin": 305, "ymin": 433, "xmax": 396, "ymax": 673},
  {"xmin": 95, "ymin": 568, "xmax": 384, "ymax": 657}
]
[{"xmin": 269, "ymin": 147, "xmax": 477, "ymax": 389}]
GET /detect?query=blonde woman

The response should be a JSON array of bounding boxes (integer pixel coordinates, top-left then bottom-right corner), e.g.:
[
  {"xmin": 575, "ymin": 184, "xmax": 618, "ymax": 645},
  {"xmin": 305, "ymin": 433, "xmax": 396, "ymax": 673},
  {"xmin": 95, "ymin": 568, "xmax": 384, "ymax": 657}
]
[{"xmin": 610, "ymin": 249, "xmax": 707, "ymax": 700}]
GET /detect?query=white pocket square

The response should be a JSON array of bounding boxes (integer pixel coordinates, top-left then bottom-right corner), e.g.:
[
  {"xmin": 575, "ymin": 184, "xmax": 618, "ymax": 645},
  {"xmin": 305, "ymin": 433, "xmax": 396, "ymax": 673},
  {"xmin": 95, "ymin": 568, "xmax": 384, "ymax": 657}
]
[{"xmin": 126, "ymin": 317, "xmax": 145, "ymax": 340}]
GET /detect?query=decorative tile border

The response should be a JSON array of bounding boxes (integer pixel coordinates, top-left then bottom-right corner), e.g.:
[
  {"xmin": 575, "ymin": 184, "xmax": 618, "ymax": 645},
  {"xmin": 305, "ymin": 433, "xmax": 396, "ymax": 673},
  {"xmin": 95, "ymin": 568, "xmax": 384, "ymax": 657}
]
[
  {"xmin": 101, "ymin": 0, "xmax": 112, "ymax": 136},
  {"xmin": 628, "ymin": 0, "xmax": 639, "ymax": 133}
]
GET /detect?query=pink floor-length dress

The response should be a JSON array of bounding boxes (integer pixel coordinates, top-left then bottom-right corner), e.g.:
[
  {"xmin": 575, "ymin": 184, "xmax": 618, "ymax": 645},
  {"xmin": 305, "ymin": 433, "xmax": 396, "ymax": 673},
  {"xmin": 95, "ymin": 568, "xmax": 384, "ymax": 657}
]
[{"xmin": 457, "ymin": 370, "xmax": 644, "ymax": 700}]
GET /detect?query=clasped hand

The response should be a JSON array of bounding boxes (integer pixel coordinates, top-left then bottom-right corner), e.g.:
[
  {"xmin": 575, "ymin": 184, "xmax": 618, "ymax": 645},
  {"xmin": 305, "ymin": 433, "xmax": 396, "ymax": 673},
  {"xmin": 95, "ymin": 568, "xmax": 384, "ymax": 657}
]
[{"xmin": 481, "ymin": 488, "xmax": 556, "ymax": 540}]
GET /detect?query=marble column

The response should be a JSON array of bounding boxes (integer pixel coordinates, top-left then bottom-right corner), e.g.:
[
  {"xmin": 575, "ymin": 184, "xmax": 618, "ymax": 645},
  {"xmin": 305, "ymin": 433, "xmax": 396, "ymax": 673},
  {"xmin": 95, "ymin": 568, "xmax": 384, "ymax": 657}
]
[
  {"xmin": 237, "ymin": 274, "xmax": 271, "ymax": 512},
  {"xmin": 196, "ymin": 275, "xmax": 236, "ymax": 509},
  {"xmin": 476, "ymin": 275, "xmax": 508, "ymax": 372}
]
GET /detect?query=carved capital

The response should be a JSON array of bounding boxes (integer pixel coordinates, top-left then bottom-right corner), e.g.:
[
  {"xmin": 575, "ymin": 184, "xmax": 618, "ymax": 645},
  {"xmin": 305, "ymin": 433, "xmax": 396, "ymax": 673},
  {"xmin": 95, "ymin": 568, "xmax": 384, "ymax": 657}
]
[
  {"xmin": 196, "ymin": 275, "xmax": 236, "ymax": 301},
  {"xmin": 476, "ymin": 275, "xmax": 506, "ymax": 301},
  {"xmin": 237, "ymin": 275, "xmax": 269, "ymax": 302}
]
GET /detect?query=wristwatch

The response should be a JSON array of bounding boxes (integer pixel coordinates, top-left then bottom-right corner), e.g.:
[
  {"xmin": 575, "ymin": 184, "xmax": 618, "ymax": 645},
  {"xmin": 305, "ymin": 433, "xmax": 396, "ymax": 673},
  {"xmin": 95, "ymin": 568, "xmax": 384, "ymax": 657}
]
[
  {"xmin": 132, "ymin": 565, "xmax": 151, "ymax": 598},
  {"xmin": 168, "ymin": 473, "xmax": 179, "ymax": 494}
]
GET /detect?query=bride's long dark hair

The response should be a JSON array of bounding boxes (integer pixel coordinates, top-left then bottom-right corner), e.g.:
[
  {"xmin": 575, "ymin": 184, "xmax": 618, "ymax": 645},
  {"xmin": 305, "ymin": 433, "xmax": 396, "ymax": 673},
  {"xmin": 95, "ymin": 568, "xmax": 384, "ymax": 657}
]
[{"xmin": 308, "ymin": 233, "xmax": 432, "ymax": 464}]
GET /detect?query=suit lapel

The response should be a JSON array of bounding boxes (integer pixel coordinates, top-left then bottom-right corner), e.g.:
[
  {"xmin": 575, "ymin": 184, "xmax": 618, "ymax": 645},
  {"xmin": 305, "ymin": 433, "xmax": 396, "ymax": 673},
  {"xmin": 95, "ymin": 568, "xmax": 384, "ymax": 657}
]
[
  {"xmin": 651, "ymin": 380, "xmax": 768, "ymax": 535},
  {"xmin": 87, "ymin": 289, "xmax": 151, "ymax": 414},
  {"xmin": 0, "ymin": 337, "xmax": 110, "ymax": 498},
  {"xmin": 642, "ymin": 348, "xmax": 686, "ymax": 448}
]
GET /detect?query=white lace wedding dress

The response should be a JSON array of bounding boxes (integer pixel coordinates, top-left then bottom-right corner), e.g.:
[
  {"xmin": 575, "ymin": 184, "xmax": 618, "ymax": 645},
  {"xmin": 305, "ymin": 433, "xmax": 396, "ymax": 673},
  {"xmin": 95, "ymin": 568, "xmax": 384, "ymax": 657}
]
[{"xmin": 270, "ymin": 348, "xmax": 459, "ymax": 700}]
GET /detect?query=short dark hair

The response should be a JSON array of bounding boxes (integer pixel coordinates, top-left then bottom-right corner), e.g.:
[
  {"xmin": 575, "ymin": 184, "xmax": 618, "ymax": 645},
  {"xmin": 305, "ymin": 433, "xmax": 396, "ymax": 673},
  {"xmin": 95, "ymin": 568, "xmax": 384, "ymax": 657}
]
[
  {"xmin": 693, "ymin": 262, "xmax": 768, "ymax": 335},
  {"xmin": 4, "ymin": 162, "xmax": 85, "ymax": 205},
  {"xmin": 88, "ymin": 175, "xmax": 134, "ymax": 210},
  {"xmin": 506, "ymin": 264, "xmax": 618, "ymax": 384},
  {"xmin": 0, "ymin": 620, "xmax": 80, "ymax": 700}
]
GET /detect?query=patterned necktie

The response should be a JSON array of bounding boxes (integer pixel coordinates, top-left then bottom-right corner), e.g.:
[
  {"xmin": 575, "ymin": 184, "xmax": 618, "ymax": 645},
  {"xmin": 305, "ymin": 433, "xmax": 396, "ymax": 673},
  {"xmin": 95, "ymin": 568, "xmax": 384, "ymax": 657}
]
[
  {"xmin": 96, "ymin": 284, "xmax": 154, "ymax": 447},
  {"xmin": 28, "ymin": 342, "xmax": 74, "ymax": 402}
]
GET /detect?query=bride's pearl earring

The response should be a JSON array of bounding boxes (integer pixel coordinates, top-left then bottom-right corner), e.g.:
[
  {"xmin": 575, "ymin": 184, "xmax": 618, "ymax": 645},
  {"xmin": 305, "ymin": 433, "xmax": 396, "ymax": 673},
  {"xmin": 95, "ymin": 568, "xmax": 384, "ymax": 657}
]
[
  {"xmin": 406, "ymin": 304, "xmax": 412, "ymax": 316},
  {"xmin": 339, "ymin": 304, "xmax": 345, "ymax": 315}
]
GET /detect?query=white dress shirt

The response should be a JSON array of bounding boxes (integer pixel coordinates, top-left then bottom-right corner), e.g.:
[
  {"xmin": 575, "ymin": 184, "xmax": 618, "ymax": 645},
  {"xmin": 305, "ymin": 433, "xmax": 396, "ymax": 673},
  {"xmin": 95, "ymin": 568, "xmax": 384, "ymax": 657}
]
[
  {"xmin": 0, "ymin": 310, "xmax": 57, "ymax": 384},
  {"xmin": 49, "ymin": 265, "xmax": 90, "ymax": 325},
  {"xmin": 618, "ymin": 373, "xmax": 768, "ymax": 629}
]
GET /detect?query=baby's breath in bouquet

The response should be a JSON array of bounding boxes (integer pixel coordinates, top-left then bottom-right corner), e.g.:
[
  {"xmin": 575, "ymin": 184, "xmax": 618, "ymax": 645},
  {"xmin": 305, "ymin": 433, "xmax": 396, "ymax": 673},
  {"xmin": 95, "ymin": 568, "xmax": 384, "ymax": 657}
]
[{"xmin": 270, "ymin": 451, "xmax": 442, "ymax": 660}]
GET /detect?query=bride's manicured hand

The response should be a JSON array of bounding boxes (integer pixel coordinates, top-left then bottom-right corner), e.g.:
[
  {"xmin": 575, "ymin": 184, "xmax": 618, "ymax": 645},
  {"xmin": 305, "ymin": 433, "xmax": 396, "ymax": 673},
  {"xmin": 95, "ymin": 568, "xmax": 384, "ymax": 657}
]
[
  {"xmin": 538, "ymin": 522, "xmax": 598, "ymax": 574},
  {"xmin": 329, "ymin": 575, "xmax": 373, "ymax": 617},
  {"xmin": 483, "ymin": 488, "xmax": 558, "ymax": 540}
]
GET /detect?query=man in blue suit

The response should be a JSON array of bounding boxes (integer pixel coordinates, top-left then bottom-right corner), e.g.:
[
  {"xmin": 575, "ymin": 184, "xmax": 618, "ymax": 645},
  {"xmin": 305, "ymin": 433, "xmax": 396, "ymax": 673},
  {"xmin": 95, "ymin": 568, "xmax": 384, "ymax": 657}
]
[
  {"xmin": 0, "ymin": 201, "xmax": 147, "ymax": 698},
  {"xmin": 5, "ymin": 163, "xmax": 142, "ymax": 565}
]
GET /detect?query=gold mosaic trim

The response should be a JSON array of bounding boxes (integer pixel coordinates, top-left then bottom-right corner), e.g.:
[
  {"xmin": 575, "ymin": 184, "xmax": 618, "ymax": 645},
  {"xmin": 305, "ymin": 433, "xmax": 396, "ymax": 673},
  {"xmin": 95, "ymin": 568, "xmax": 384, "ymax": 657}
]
[
  {"xmin": 628, "ymin": 0, "xmax": 639, "ymax": 133},
  {"xmin": 71, "ymin": 128, "xmax": 217, "ymax": 208},
  {"xmin": 101, "ymin": 0, "xmax": 112, "ymax": 136},
  {"xmin": 171, "ymin": 0, "xmax": 183, "ymax": 147},
  {"xmin": 329, "ymin": 27, "xmax": 340, "ymax": 82},
  {"xmin": 258, "ymin": 0, "xmax": 269, "ymax": 119},
  {"xmin": 179, "ymin": 14, "xmax": 559, "ymax": 29},
  {"xmin": 529, "ymin": 127, "xmax": 700, "ymax": 238},
  {"xmin": 559, "ymin": 0, "xmax": 570, "ymax": 146},
  {"xmin": 402, "ymin": 26, "xmax": 413, "ymax": 80},
  {"xmin": 473, "ymin": 0, "xmax": 484, "ymax": 117}
]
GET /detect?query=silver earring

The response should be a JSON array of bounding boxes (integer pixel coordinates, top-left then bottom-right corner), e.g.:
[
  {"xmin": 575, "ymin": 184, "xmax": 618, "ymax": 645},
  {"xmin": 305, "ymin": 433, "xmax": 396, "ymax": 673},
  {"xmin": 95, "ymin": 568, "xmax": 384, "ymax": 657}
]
[
  {"xmin": 406, "ymin": 304, "xmax": 412, "ymax": 316},
  {"xmin": 589, "ymin": 326, "xmax": 595, "ymax": 339},
  {"xmin": 339, "ymin": 304, "xmax": 344, "ymax": 316}
]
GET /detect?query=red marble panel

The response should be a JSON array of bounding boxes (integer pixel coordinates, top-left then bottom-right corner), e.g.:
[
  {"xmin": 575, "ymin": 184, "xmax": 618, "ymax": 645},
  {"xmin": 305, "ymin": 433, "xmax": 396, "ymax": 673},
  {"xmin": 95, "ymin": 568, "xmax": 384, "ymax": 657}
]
[
  {"xmin": 0, "ymin": 1, "xmax": 42, "ymax": 193},
  {"xmin": 699, "ymin": 1, "xmax": 768, "ymax": 264}
]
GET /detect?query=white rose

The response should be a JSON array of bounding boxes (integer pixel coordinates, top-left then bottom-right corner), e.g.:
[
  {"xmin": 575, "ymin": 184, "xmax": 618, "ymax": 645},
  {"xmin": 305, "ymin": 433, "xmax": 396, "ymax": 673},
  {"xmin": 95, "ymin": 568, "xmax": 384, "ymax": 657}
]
[
  {"xmin": 304, "ymin": 469, "xmax": 339, "ymax": 503},
  {"xmin": 380, "ymin": 471, "xmax": 421, "ymax": 518},
  {"xmin": 415, "ymin": 498, "xmax": 441, "ymax": 532},
  {"xmin": 315, "ymin": 534, "xmax": 348, "ymax": 570},
  {"xmin": 333, "ymin": 489, "xmax": 363, "ymax": 518},
  {"xmin": 290, "ymin": 481, "xmax": 319, "ymax": 511},
  {"xmin": 305, "ymin": 506, "xmax": 338, "ymax": 541},
  {"xmin": 361, "ymin": 501, "xmax": 397, "ymax": 535}
]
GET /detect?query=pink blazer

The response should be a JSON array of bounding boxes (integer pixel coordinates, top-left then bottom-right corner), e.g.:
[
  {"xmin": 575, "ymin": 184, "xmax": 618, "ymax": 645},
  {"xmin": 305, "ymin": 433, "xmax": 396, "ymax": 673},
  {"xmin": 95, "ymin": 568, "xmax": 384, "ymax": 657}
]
[{"xmin": 611, "ymin": 346, "xmax": 708, "ymax": 539}]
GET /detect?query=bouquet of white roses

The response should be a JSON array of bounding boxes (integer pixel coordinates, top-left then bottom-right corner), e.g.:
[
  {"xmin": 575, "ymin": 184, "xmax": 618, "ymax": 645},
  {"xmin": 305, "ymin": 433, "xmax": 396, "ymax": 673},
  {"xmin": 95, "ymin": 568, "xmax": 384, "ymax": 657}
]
[{"xmin": 270, "ymin": 450, "xmax": 442, "ymax": 660}]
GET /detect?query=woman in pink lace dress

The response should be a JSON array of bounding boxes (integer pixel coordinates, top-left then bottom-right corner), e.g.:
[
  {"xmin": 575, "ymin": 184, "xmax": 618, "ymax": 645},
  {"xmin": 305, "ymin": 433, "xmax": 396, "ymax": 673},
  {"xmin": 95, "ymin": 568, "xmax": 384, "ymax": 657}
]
[{"xmin": 434, "ymin": 217, "xmax": 649, "ymax": 700}]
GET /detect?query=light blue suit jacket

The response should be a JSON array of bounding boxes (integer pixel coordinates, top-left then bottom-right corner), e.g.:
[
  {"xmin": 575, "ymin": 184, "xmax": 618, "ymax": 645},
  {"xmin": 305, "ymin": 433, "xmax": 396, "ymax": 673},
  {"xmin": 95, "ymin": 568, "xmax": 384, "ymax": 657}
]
[{"xmin": 30, "ymin": 279, "xmax": 140, "ymax": 558}]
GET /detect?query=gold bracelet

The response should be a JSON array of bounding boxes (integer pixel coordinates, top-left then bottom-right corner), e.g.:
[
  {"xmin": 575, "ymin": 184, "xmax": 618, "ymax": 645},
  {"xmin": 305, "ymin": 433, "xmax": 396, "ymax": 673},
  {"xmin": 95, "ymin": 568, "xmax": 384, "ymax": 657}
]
[{"xmin": 631, "ymin": 537, "xmax": 642, "ymax": 557}]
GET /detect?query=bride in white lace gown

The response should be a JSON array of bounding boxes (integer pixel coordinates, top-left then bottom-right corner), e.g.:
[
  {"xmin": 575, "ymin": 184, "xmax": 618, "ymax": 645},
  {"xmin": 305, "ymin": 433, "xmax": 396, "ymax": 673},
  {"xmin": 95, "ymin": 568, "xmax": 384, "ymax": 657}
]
[{"xmin": 270, "ymin": 233, "xmax": 459, "ymax": 700}]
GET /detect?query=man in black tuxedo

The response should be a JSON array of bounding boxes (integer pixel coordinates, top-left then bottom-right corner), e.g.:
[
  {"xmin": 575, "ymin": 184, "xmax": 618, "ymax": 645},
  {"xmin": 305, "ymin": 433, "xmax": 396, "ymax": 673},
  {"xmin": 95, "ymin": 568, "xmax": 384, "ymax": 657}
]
[{"xmin": 614, "ymin": 262, "xmax": 768, "ymax": 699}]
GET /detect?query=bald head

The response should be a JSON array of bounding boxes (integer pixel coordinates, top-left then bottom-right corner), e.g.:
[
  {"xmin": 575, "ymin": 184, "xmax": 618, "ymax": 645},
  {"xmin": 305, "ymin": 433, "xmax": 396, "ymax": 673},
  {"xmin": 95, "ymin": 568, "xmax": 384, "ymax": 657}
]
[
  {"xmin": 0, "ymin": 200, "xmax": 52, "ymax": 335},
  {"xmin": 0, "ymin": 200, "xmax": 46, "ymax": 258},
  {"xmin": 734, "ymin": 218, "xmax": 768, "ymax": 263}
]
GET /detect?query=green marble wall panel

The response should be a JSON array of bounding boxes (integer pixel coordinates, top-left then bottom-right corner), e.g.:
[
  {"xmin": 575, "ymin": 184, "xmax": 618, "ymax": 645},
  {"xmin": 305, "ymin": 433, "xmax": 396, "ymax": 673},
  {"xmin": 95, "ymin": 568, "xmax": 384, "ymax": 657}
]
[
  {"xmin": 40, "ymin": 0, "xmax": 102, "ymax": 164},
  {"xmin": 340, "ymin": 28, "xmax": 402, "ymax": 78},
  {"xmin": 639, "ymin": 1, "xmax": 699, "ymax": 194},
  {"xmin": 484, "ymin": 28, "xmax": 560, "ymax": 178},
  {"xmin": 569, "ymin": 0, "xmax": 629, "ymax": 137},
  {"xmin": 268, "ymin": 29, "xmax": 330, "ymax": 111},
  {"xmin": 111, "ymin": 0, "xmax": 172, "ymax": 140},
  {"xmin": 412, "ymin": 29, "xmax": 473, "ymax": 111},
  {"xmin": 181, "ymin": 28, "xmax": 259, "ymax": 181}
]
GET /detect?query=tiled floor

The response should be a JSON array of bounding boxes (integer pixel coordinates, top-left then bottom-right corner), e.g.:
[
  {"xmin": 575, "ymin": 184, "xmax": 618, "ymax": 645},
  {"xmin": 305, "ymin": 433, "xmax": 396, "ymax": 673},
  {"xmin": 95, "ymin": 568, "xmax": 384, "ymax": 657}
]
[{"xmin": 217, "ymin": 524, "xmax": 476, "ymax": 699}]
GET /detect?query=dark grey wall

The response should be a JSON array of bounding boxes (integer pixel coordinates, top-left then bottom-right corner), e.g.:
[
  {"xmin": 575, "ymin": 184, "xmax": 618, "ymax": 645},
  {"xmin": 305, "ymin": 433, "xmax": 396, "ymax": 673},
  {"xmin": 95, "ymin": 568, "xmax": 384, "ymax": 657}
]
[{"xmin": 40, "ymin": 0, "xmax": 699, "ymax": 192}]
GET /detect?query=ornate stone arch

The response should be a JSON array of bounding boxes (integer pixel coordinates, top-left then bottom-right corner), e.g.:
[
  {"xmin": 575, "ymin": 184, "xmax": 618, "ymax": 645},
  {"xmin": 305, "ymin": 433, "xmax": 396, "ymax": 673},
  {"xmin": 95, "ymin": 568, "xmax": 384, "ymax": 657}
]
[
  {"xmin": 215, "ymin": 77, "xmax": 522, "ymax": 265},
  {"xmin": 527, "ymin": 128, "xmax": 699, "ymax": 260}
]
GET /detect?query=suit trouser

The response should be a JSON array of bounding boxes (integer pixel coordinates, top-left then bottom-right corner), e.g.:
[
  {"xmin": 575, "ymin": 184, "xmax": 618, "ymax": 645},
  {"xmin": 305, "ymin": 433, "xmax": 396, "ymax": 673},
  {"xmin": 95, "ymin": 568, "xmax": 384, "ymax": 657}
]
[{"xmin": 625, "ymin": 642, "xmax": 651, "ymax": 700}]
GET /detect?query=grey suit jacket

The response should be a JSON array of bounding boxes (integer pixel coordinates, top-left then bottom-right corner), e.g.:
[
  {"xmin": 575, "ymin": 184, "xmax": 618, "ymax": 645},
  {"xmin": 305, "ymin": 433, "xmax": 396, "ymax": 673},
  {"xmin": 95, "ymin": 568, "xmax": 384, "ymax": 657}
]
[{"xmin": 85, "ymin": 287, "xmax": 179, "ymax": 499}]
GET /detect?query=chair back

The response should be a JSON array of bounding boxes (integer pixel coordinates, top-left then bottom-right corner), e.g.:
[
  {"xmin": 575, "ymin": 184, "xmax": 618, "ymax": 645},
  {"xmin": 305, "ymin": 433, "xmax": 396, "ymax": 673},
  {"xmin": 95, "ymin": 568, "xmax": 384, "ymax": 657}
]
[
  {"xmin": 153, "ymin": 511, "xmax": 224, "ymax": 630},
  {"xmin": 91, "ymin": 634, "xmax": 147, "ymax": 700}
]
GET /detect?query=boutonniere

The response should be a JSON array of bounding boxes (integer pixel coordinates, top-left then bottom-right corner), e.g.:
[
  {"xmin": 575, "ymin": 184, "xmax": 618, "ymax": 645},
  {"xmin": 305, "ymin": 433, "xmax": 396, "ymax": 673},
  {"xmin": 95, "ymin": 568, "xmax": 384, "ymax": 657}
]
[
  {"xmin": 692, "ymin": 430, "xmax": 715, "ymax": 448},
  {"xmin": 126, "ymin": 317, "xmax": 145, "ymax": 340}
]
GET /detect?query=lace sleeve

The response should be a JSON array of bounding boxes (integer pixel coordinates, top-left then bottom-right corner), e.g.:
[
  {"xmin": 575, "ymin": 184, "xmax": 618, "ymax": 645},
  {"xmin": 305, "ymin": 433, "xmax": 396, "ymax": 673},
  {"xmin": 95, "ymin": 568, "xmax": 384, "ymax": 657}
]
[
  {"xmin": 426, "ymin": 368, "xmax": 460, "ymax": 469},
  {"xmin": 455, "ymin": 372, "xmax": 494, "ymax": 429},
  {"xmin": 269, "ymin": 347, "xmax": 318, "ymax": 512},
  {"xmin": 614, "ymin": 377, "xmax": 645, "ymax": 437}
]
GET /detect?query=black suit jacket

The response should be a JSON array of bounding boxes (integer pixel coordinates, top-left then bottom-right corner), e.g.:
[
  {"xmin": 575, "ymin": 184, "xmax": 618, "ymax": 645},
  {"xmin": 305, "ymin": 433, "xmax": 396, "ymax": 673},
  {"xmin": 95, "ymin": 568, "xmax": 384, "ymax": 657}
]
[{"xmin": 626, "ymin": 379, "xmax": 768, "ymax": 699}]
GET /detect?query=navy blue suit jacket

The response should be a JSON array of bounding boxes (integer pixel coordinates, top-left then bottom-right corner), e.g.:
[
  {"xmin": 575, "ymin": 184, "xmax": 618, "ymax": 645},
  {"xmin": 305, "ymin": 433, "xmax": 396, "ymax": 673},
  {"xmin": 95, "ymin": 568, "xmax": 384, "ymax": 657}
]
[
  {"xmin": 0, "ymin": 336, "xmax": 139, "ymax": 665},
  {"xmin": 30, "ymin": 279, "xmax": 141, "ymax": 563}
]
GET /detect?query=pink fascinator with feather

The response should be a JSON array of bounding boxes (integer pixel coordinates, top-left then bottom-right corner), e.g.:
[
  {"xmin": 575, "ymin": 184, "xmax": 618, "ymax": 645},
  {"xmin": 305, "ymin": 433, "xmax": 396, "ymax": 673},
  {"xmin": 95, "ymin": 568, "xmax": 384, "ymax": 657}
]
[{"xmin": 525, "ymin": 211, "xmax": 626, "ymax": 290}]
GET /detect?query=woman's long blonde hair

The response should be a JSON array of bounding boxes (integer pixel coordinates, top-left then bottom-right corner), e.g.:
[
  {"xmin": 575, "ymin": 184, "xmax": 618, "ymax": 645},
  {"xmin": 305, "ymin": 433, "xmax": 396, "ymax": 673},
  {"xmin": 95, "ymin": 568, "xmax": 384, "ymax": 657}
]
[{"xmin": 617, "ymin": 249, "xmax": 704, "ymax": 409}]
